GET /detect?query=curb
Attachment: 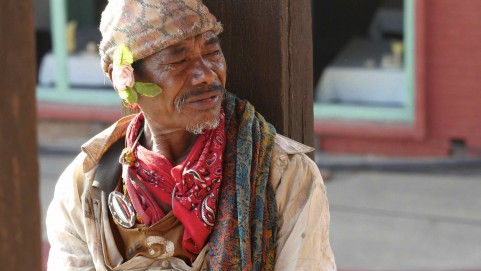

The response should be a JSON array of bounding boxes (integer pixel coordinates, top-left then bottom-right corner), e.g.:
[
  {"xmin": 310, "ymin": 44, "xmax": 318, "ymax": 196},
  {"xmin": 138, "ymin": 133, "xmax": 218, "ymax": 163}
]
[{"xmin": 316, "ymin": 153, "xmax": 481, "ymax": 172}]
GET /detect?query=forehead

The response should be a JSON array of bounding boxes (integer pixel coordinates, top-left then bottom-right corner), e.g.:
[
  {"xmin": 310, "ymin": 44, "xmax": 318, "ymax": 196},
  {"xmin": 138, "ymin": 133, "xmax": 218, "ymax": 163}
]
[{"xmin": 162, "ymin": 31, "xmax": 220, "ymax": 53}]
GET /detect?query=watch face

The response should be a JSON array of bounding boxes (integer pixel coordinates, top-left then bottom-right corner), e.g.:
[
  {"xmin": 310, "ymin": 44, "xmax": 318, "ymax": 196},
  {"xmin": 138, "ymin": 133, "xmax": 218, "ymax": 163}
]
[{"xmin": 108, "ymin": 191, "xmax": 136, "ymax": 228}]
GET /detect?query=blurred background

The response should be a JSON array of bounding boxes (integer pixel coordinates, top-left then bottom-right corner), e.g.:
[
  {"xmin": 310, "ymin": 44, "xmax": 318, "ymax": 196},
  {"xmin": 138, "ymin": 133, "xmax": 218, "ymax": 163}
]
[{"xmin": 33, "ymin": 0, "xmax": 481, "ymax": 270}]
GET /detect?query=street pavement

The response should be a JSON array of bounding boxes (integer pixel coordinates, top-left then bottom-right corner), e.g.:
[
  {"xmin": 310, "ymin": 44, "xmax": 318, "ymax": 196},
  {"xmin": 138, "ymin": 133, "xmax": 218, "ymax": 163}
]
[
  {"xmin": 38, "ymin": 135, "xmax": 481, "ymax": 270},
  {"xmin": 325, "ymin": 170, "xmax": 481, "ymax": 270}
]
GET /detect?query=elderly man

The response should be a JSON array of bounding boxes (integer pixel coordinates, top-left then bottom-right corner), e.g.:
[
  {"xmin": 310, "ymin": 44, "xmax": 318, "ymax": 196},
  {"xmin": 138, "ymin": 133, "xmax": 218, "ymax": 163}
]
[{"xmin": 46, "ymin": 0, "xmax": 335, "ymax": 270}]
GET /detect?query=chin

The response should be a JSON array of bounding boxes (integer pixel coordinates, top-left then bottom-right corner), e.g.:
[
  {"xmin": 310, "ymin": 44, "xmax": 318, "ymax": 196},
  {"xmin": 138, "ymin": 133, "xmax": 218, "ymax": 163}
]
[
  {"xmin": 185, "ymin": 107, "xmax": 222, "ymax": 134},
  {"xmin": 186, "ymin": 117, "xmax": 221, "ymax": 135}
]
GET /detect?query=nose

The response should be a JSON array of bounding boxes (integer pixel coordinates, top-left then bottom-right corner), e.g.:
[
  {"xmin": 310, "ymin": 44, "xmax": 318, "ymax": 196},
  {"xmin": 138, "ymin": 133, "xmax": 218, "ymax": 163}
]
[{"xmin": 190, "ymin": 58, "xmax": 217, "ymax": 86}]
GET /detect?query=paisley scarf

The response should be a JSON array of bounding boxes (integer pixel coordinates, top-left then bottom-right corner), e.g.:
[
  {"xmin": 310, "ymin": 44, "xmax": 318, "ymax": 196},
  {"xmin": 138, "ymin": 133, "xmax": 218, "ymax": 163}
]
[
  {"xmin": 208, "ymin": 94, "xmax": 278, "ymax": 270},
  {"xmin": 122, "ymin": 110, "xmax": 226, "ymax": 255}
]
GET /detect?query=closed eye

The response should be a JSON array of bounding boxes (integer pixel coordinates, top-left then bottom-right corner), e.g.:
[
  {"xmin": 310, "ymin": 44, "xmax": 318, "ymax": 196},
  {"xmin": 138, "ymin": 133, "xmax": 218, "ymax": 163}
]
[
  {"xmin": 209, "ymin": 50, "xmax": 220, "ymax": 55},
  {"xmin": 168, "ymin": 59, "xmax": 187, "ymax": 65}
]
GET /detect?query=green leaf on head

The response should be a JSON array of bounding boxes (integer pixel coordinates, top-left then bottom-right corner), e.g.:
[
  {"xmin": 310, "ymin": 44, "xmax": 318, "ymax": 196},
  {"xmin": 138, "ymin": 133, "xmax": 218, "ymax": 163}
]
[
  {"xmin": 134, "ymin": 82, "xmax": 162, "ymax": 97},
  {"xmin": 121, "ymin": 86, "xmax": 138, "ymax": 104}
]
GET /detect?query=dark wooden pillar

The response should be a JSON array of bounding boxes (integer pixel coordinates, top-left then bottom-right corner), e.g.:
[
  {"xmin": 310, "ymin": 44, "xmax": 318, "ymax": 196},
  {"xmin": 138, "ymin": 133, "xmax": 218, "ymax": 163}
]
[
  {"xmin": 204, "ymin": 0, "xmax": 314, "ymax": 148},
  {"xmin": 0, "ymin": 0, "xmax": 41, "ymax": 269}
]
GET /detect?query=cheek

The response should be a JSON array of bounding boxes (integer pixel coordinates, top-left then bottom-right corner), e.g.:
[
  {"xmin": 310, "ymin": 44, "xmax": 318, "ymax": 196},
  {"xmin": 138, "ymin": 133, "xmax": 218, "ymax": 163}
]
[
  {"xmin": 148, "ymin": 69, "xmax": 184, "ymax": 98},
  {"xmin": 214, "ymin": 59, "xmax": 227, "ymax": 85}
]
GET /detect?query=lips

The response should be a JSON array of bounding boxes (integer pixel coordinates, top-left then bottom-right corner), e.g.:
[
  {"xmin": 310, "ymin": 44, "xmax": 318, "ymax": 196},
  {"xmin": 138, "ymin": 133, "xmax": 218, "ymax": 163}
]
[
  {"xmin": 185, "ymin": 90, "xmax": 222, "ymax": 110},
  {"xmin": 186, "ymin": 90, "xmax": 222, "ymax": 103}
]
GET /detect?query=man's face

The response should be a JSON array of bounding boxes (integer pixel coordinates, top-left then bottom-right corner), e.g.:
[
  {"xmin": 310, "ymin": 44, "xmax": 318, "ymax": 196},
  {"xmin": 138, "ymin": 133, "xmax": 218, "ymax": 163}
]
[{"xmin": 134, "ymin": 31, "xmax": 227, "ymax": 133}]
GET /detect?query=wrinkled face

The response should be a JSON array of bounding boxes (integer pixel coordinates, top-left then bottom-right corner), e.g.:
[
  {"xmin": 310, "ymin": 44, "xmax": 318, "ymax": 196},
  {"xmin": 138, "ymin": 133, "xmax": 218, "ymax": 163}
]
[{"xmin": 133, "ymin": 31, "xmax": 227, "ymax": 133}]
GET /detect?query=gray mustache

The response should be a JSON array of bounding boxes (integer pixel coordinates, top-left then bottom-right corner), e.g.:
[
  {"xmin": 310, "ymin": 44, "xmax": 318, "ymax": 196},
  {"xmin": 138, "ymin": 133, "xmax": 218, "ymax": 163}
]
[{"xmin": 174, "ymin": 84, "xmax": 226, "ymax": 112}]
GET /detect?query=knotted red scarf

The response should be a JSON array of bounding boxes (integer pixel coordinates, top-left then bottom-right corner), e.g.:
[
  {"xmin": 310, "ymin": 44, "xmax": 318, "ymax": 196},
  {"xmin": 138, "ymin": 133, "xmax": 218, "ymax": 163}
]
[{"xmin": 121, "ymin": 110, "xmax": 225, "ymax": 255}]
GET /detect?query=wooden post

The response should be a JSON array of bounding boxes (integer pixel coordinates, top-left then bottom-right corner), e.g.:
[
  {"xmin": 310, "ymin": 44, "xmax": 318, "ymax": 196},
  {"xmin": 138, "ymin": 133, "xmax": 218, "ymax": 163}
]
[
  {"xmin": 0, "ymin": 0, "xmax": 41, "ymax": 269},
  {"xmin": 204, "ymin": 0, "xmax": 314, "ymax": 149}
]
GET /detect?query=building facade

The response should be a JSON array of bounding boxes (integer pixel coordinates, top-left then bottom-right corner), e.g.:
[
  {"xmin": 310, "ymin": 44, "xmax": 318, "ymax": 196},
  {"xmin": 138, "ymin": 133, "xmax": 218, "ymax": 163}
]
[{"xmin": 314, "ymin": 0, "xmax": 481, "ymax": 157}]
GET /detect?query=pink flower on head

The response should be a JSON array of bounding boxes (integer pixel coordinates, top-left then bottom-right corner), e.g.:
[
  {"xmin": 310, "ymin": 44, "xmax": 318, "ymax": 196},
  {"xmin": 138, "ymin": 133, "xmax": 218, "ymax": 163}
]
[{"xmin": 112, "ymin": 64, "xmax": 135, "ymax": 92}]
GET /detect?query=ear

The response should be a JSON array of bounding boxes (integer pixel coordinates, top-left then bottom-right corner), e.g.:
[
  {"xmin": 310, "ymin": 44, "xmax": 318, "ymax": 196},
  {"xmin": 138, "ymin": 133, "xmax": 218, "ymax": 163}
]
[{"xmin": 107, "ymin": 63, "xmax": 114, "ymax": 83}]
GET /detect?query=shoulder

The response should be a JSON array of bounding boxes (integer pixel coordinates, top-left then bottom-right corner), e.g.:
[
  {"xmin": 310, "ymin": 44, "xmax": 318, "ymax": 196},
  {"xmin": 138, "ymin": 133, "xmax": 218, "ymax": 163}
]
[
  {"xmin": 50, "ymin": 115, "xmax": 132, "ymax": 197},
  {"xmin": 270, "ymin": 134, "xmax": 316, "ymax": 172},
  {"xmin": 49, "ymin": 116, "xmax": 130, "ymax": 210},
  {"xmin": 270, "ymin": 134, "xmax": 323, "ymax": 191},
  {"xmin": 270, "ymin": 136, "xmax": 335, "ymax": 270}
]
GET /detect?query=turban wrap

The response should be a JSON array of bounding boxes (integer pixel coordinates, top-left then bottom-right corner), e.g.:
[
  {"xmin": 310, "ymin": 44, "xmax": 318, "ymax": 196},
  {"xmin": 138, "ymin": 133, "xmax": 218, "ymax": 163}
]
[{"xmin": 99, "ymin": 0, "xmax": 223, "ymax": 73}]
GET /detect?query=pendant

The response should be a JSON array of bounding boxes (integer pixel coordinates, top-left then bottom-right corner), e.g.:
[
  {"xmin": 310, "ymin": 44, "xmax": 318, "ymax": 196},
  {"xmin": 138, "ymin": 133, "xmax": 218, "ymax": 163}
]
[
  {"xmin": 108, "ymin": 191, "xmax": 136, "ymax": 228},
  {"xmin": 119, "ymin": 148, "xmax": 136, "ymax": 166}
]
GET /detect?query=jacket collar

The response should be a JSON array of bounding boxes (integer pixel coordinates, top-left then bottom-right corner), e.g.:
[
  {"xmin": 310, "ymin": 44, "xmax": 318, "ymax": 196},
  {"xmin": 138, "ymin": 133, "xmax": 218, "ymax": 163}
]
[
  {"xmin": 81, "ymin": 114, "xmax": 135, "ymax": 173},
  {"xmin": 274, "ymin": 134, "xmax": 315, "ymax": 154}
]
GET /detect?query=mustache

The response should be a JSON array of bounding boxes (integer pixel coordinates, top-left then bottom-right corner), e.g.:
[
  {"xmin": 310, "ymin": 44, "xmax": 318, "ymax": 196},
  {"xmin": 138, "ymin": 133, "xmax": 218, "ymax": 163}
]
[{"xmin": 174, "ymin": 84, "xmax": 227, "ymax": 112}]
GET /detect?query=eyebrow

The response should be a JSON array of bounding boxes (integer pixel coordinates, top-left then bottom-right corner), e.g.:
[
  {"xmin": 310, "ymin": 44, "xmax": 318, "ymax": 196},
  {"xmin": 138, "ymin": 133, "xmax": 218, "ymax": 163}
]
[
  {"xmin": 205, "ymin": 36, "xmax": 220, "ymax": 46},
  {"xmin": 170, "ymin": 46, "xmax": 188, "ymax": 55}
]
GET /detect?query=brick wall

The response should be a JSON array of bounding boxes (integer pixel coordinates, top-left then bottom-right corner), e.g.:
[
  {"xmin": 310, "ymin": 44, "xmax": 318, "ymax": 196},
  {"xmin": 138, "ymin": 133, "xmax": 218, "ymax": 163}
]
[
  {"xmin": 319, "ymin": 0, "xmax": 481, "ymax": 157},
  {"xmin": 425, "ymin": 0, "xmax": 481, "ymax": 150}
]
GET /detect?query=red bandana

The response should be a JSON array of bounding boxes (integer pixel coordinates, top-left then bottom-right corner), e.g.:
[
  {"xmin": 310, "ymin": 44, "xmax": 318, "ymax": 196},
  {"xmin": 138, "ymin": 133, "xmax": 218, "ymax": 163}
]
[{"xmin": 121, "ymin": 110, "xmax": 225, "ymax": 254}]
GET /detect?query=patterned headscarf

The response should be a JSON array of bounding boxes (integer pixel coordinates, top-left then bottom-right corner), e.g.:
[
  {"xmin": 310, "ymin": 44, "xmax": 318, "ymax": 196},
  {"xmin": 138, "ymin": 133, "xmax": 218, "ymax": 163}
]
[{"xmin": 99, "ymin": 0, "xmax": 223, "ymax": 73}]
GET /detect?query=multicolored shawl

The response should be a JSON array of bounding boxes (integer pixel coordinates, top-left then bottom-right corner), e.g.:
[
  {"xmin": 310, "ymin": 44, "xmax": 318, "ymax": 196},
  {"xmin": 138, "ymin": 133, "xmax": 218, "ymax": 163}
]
[{"xmin": 208, "ymin": 94, "xmax": 278, "ymax": 270}]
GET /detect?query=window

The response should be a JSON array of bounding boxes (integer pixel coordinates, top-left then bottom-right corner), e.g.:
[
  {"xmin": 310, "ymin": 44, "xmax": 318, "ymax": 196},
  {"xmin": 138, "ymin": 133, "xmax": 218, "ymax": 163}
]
[
  {"xmin": 313, "ymin": 0, "xmax": 414, "ymax": 123},
  {"xmin": 36, "ymin": 0, "xmax": 119, "ymax": 106}
]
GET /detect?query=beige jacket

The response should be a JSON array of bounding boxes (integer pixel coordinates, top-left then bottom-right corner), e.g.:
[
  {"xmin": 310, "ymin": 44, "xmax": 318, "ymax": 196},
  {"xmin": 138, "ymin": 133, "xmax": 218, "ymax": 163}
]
[{"xmin": 46, "ymin": 115, "xmax": 336, "ymax": 271}]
